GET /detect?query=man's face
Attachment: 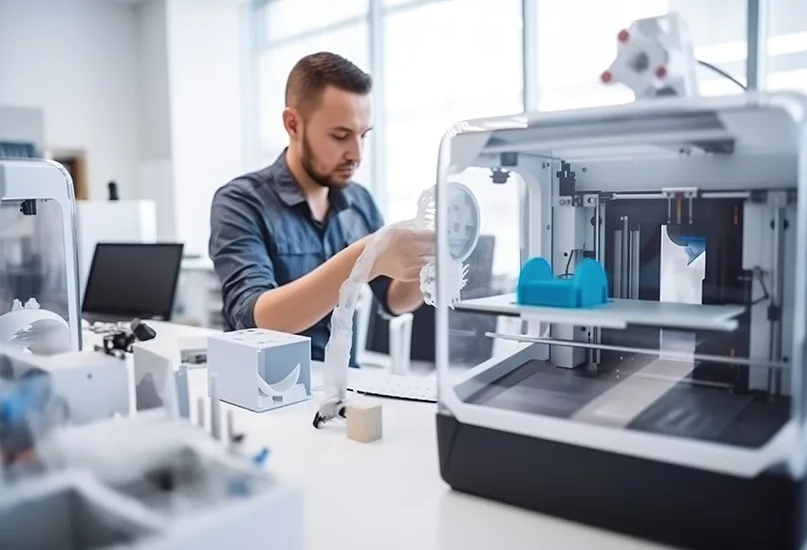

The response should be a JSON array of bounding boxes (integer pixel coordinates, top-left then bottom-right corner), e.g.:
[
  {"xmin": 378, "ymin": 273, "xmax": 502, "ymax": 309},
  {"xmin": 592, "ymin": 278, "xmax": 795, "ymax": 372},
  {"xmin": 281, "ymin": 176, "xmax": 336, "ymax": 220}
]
[{"xmin": 293, "ymin": 86, "xmax": 373, "ymax": 189}]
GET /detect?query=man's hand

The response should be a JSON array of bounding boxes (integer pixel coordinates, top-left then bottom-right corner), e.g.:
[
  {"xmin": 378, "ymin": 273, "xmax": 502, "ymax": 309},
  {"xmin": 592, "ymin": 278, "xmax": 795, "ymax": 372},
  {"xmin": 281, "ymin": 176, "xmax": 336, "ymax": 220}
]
[{"xmin": 372, "ymin": 227, "xmax": 434, "ymax": 282}]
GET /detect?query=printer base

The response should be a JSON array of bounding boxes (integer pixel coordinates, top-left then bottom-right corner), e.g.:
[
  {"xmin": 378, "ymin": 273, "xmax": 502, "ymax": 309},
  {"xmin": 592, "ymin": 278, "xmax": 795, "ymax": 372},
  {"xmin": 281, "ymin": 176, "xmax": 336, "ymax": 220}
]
[{"xmin": 436, "ymin": 412, "xmax": 806, "ymax": 550}]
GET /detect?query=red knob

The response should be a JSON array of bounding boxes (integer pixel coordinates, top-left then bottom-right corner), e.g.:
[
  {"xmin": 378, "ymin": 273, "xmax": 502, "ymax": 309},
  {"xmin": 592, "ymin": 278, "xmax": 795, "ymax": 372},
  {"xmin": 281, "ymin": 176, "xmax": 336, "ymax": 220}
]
[
  {"xmin": 618, "ymin": 29, "xmax": 630, "ymax": 43},
  {"xmin": 655, "ymin": 65, "xmax": 667, "ymax": 79},
  {"xmin": 600, "ymin": 70, "xmax": 613, "ymax": 83}
]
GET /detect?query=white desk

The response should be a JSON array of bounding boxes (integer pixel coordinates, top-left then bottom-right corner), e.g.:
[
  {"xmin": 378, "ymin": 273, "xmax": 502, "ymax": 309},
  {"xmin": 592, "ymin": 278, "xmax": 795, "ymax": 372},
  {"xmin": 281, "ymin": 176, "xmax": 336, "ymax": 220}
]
[{"xmin": 88, "ymin": 321, "xmax": 673, "ymax": 550}]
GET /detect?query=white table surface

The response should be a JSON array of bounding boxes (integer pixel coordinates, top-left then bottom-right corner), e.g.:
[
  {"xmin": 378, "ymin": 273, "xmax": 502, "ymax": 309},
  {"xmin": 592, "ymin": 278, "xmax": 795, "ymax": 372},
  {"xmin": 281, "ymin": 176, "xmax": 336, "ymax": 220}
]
[{"xmin": 87, "ymin": 320, "xmax": 674, "ymax": 550}]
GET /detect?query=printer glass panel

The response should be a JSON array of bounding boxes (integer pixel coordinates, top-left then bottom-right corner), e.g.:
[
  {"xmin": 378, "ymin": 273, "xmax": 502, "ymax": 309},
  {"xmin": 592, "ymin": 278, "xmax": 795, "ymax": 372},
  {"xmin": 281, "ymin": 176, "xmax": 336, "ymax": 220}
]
[{"xmin": 0, "ymin": 198, "xmax": 72, "ymax": 354}]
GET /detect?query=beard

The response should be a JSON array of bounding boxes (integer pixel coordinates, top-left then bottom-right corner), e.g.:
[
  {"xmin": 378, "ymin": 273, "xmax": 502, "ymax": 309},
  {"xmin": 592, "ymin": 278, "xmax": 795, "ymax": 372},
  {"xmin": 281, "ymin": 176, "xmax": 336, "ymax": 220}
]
[{"xmin": 300, "ymin": 133, "xmax": 356, "ymax": 190}]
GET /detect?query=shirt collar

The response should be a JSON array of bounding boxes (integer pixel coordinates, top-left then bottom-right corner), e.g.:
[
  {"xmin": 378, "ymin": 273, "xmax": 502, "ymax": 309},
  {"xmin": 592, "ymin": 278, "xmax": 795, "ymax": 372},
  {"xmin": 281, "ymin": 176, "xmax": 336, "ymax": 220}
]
[{"xmin": 269, "ymin": 149, "xmax": 354, "ymax": 212}]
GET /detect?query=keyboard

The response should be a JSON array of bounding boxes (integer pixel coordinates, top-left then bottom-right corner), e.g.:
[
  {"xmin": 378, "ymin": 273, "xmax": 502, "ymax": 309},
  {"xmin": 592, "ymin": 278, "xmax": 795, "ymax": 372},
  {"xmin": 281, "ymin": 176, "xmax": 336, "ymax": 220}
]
[{"xmin": 347, "ymin": 369, "xmax": 437, "ymax": 402}]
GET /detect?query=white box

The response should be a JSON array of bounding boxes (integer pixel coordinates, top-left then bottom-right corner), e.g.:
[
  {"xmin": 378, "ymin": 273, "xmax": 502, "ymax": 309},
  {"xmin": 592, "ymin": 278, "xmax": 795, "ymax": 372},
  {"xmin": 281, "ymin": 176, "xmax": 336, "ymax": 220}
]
[
  {"xmin": 207, "ymin": 328, "xmax": 311, "ymax": 412},
  {"xmin": 0, "ymin": 346, "xmax": 130, "ymax": 424}
]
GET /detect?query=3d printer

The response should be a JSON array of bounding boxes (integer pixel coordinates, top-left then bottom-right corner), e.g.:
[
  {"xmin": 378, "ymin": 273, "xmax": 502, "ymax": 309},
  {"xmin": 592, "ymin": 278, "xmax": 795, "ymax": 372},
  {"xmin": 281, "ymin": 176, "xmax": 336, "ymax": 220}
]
[
  {"xmin": 433, "ymin": 21, "xmax": 807, "ymax": 550},
  {"xmin": 0, "ymin": 159, "xmax": 82, "ymax": 353},
  {"xmin": 0, "ymin": 159, "xmax": 305, "ymax": 550}
]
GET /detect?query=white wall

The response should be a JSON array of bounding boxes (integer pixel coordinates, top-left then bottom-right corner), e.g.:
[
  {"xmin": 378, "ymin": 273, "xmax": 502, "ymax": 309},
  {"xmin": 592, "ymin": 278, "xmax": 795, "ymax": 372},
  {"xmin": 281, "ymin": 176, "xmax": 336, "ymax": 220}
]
[
  {"xmin": 0, "ymin": 0, "xmax": 140, "ymax": 200},
  {"xmin": 0, "ymin": 0, "xmax": 249, "ymax": 252},
  {"xmin": 135, "ymin": 0, "xmax": 177, "ymax": 240},
  {"xmin": 164, "ymin": 0, "xmax": 246, "ymax": 256}
]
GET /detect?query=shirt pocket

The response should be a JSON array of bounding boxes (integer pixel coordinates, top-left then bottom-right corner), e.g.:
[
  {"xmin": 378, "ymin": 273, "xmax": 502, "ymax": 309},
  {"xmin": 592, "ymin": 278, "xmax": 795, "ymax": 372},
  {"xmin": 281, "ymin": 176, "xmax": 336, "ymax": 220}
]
[{"xmin": 273, "ymin": 236, "xmax": 323, "ymax": 283}]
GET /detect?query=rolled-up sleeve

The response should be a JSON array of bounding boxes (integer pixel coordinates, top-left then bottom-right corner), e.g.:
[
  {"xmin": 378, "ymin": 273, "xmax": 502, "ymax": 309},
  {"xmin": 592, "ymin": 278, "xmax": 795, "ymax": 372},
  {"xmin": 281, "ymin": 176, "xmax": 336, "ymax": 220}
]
[{"xmin": 209, "ymin": 184, "xmax": 277, "ymax": 330}]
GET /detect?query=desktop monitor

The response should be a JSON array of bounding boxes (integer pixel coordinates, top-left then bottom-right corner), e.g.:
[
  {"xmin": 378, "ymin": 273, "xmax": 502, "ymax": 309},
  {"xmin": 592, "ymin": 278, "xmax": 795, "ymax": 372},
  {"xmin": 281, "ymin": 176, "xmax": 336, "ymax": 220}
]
[{"xmin": 81, "ymin": 242, "xmax": 184, "ymax": 321}]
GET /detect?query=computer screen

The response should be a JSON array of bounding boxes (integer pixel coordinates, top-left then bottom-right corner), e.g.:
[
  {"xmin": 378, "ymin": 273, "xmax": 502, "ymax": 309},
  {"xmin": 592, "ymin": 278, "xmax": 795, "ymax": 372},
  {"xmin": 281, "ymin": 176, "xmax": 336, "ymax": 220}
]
[{"xmin": 81, "ymin": 243, "xmax": 184, "ymax": 319}]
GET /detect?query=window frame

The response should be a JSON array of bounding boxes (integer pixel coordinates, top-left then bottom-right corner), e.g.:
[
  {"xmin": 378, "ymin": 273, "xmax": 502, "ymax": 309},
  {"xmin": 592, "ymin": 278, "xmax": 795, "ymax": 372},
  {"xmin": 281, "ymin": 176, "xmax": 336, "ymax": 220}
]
[{"xmin": 249, "ymin": 0, "xmax": 794, "ymax": 220}]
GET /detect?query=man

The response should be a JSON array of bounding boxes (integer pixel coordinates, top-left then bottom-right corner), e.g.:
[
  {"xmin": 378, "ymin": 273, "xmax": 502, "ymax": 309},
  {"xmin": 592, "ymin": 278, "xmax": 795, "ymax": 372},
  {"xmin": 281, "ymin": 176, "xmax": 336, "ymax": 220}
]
[{"xmin": 209, "ymin": 52, "xmax": 432, "ymax": 367}]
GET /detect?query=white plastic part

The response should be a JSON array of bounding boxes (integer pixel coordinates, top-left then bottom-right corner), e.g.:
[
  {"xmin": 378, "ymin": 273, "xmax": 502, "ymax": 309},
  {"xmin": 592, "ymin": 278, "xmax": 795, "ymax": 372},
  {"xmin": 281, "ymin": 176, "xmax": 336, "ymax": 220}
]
[
  {"xmin": 315, "ymin": 183, "xmax": 481, "ymax": 427},
  {"xmin": 210, "ymin": 372, "xmax": 221, "ymax": 440},
  {"xmin": 256, "ymin": 363, "xmax": 301, "ymax": 397},
  {"xmin": 0, "ymin": 298, "xmax": 71, "ymax": 354},
  {"xmin": 601, "ymin": 13, "xmax": 699, "ymax": 100},
  {"xmin": 388, "ymin": 313, "xmax": 413, "ymax": 376}
]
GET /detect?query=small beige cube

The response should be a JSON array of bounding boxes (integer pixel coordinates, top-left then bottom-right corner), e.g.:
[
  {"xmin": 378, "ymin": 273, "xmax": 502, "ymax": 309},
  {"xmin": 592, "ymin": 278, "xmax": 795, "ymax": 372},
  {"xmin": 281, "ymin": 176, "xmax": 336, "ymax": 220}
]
[{"xmin": 346, "ymin": 402, "xmax": 383, "ymax": 443}]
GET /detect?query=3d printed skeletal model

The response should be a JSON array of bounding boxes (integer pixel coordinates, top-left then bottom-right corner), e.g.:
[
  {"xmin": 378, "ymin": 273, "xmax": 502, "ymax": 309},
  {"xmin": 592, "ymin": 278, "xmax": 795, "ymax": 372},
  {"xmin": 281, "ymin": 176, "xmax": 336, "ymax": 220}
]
[{"xmin": 313, "ymin": 182, "xmax": 481, "ymax": 429}]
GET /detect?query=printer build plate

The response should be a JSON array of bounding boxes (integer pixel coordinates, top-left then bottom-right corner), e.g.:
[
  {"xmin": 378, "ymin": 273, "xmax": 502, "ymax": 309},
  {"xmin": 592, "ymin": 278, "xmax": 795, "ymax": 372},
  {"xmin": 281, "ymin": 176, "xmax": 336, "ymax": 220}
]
[{"xmin": 464, "ymin": 359, "xmax": 789, "ymax": 449}]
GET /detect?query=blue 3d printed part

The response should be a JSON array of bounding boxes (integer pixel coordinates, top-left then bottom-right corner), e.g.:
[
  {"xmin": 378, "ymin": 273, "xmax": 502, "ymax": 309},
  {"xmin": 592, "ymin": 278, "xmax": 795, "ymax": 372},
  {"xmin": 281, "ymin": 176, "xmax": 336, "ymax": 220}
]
[{"xmin": 517, "ymin": 257, "xmax": 608, "ymax": 308}]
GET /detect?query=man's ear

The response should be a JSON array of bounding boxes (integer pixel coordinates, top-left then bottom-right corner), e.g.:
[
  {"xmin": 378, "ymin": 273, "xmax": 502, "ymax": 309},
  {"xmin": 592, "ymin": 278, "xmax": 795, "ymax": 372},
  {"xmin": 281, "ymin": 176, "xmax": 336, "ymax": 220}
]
[{"xmin": 282, "ymin": 107, "xmax": 300, "ymax": 138}]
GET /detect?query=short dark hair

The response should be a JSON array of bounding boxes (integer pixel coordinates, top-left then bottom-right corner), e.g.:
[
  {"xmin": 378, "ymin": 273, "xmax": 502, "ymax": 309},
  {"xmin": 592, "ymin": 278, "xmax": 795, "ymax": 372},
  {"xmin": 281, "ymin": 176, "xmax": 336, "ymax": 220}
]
[{"xmin": 284, "ymin": 52, "xmax": 372, "ymax": 114}]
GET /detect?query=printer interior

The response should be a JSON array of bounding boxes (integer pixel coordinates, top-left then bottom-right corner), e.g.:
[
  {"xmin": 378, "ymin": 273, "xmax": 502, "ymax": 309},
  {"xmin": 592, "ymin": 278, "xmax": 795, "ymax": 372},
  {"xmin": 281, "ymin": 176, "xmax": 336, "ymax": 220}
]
[{"xmin": 452, "ymin": 101, "xmax": 798, "ymax": 450}]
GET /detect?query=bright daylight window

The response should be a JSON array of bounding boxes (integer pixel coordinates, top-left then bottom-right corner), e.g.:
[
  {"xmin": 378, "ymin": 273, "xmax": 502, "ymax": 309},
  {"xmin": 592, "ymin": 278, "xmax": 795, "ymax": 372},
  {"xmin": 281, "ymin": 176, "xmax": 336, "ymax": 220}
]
[
  {"xmin": 766, "ymin": 0, "xmax": 807, "ymax": 93},
  {"xmin": 252, "ymin": 0, "xmax": 807, "ymax": 281},
  {"xmin": 535, "ymin": 0, "xmax": 750, "ymax": 111},
  {"xmin": 383, "ymin": 0, "xmax": 524, "ymax": 279},
  {"xmin": 257, "ymin": 1, "xmax": 372, "ymax": 184}
]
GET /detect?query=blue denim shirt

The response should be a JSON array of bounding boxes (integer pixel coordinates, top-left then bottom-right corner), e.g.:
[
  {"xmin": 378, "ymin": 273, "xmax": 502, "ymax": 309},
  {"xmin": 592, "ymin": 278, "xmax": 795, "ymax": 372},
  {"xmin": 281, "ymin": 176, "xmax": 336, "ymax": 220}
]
[{"xmin": 208, "ymin": 151, "xmax": 392, "ymax": 367}]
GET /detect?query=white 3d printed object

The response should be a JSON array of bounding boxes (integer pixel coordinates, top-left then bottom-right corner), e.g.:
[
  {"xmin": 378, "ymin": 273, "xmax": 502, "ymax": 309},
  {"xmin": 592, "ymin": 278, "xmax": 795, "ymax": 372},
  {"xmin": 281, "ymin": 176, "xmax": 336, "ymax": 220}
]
[
  {"xmin": 600, "ymin": 13, "xmax": 699, "ymax": 100},
  {"xmin": 207, "ymin": 328, "xmax": 312, "ymax": 413},
  {"xmin": 314, "ymin": 182, "xmax": 480, "ymax": 428},
  {"xmin": 0, "ymin": 298, "xmax": 71, "ymax": 355}
]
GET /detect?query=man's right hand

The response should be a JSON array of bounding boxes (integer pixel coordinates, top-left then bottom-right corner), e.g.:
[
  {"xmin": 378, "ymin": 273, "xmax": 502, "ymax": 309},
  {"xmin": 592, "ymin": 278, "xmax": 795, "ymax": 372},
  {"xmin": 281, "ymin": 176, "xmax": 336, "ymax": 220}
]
[{"xmin": 371, "ymin": 226, "xmax": 435, "ymax": 282}]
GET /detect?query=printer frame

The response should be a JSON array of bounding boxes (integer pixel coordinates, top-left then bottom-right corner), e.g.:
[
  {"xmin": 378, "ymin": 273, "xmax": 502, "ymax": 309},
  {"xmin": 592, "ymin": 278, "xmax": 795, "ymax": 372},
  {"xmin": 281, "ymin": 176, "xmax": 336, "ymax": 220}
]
[
  {"xmin": 0, "ymin": 159, "xmax": 82, "ymax": 351},
  {"xmin": 434, "ymin": 92, "xmax": 807, "ymax": 550}
]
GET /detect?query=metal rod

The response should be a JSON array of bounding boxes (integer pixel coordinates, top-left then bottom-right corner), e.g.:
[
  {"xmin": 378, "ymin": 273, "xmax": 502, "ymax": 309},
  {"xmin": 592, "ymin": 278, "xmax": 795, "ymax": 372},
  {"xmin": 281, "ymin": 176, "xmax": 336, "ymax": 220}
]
[
  {"xmin": 629, "ymin": 229, "xmax": 640, "ymax": 299},
  {"xmin": 701, "ymin": 191, "xmax": 751, "ymax": 199},
  {"xmin": 485, "ymin": 332, "xmax": 791, "ymax": 370},
  {"xmin": 768, "ymin": 207, "xmax": 786, "ymax": 394},
  {"xmin": 593, "ymin": 200, "xmax": 601, "ymax": 262},
  {"xmin": 621, "ymin": 216, "xmax": 630, "ymax": 299},
  {"xmin": 519, "ymin": 179, "xmax": 530, "ymax": 268},
  {"xmin": 610, "ymin": 191, "xmax": 752, "ymax": 201},
  {"xmin": 612, "ymin": 193, "xmax": 667, "ymax": 200},
  {"xmin": 593, "ymin": 200, "xmax": 602, "ymax": 363},
  {"xmin": 613, "ymin": 230, "xmax": 623, "ymax": 299}
]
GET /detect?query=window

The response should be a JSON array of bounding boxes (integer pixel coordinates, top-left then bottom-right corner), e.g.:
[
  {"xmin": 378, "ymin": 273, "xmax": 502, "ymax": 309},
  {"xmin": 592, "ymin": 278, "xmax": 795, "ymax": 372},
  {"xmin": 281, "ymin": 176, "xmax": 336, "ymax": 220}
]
[
  {"xmin": 535, "ymin": 0, "xmax": 749, "ymax": 111},
  {"xmin": 256, "ymin": 21, "xmax": 371, "ymax": 183},
  {"xmin": 262, "ymin": 0, "xmax": 368, "ymax": 44},
  {"xmin": 258, "ymin": 23, "xmax": 369, "ymax": 151},
  {"xmin": 382, "ymin": 0, "xmax": 523, "ymax": 277},
  {"xmin": 766, "ymin": 0, "xmax": 807, "ymax": 93}
]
